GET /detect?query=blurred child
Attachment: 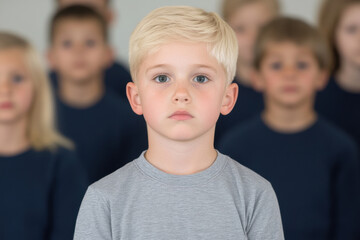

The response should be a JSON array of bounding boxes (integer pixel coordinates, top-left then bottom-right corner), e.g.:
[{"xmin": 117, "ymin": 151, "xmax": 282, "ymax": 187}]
[
  {"xmin": 215, "ymin": 0, "xmax": 279, "ymax": 145},
  {"xmin": 0, "ymin": 32, "xmax": 87, "ymax": 240},
  {"xmin": 220, "ymin": 17, "xmax": 360, "ymax": 239},
  {"xmin": 74, "ymin": 6, "xmax": 284, "ymax": 240},
  {"xmin": 50, "ymin": 0, "xmax": 132, "ymax": 99},
  {"xmin": 316, "ymin": 0, "xmax": 360, "ymax": 151},
  {"xmin": 48, "ymin": 5, "xmax": 147, "ymax": 184}
]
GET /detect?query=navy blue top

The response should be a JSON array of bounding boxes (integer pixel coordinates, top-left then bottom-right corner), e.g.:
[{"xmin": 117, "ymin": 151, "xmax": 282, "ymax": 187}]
[
  {"xmin": 219, "ymin": 115, "xmax": 360, "ymax": 240},
  {"xmin": 316, "ymin": 76, "xmax": 360, "ymax": 151},
  {"xmin": 50, "ymin": 60, "xmax": 132, "ymax": 99},
  {"xmin": 56, "ymin": 89, "xmax": 147, "ymax": 184},
  {"xmin": 215, "ymin": 80, "xmax": 264, "ymax": 147},
  {"xmin": 0, "ymin": 147, "xmax": 87, "ymax": 240}
]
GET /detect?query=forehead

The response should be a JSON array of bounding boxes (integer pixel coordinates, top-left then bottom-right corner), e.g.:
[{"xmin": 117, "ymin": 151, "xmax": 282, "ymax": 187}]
[
  {"xmin": 263, "ymin": 41, "xmax": 315, "ymax": 58},
  {"xmin": 339, "ymin": 3, "xmax": 360, "ymax": 23},
  {"xmin": 53, "ymin": 18, "xmax": 103, "ymax": 37},
  {"xmin": 228, "ymin": 2, "xmax": 276, "ymax": 25}
]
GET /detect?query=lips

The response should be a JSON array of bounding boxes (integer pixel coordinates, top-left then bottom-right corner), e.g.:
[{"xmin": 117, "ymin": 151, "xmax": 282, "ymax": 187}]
[
  {"xmin": 0, "ymin": 102, "xmax": 13, "ymax": 109},
  {"xmin": 169, "ymin": 111, "xmax": 193, "ymax": 120}
]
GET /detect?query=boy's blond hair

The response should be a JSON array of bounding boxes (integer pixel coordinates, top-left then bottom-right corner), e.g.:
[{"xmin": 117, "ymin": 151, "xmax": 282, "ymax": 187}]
[
  {"xmin": 254, "ymin": 17, "xmax": 330, "ymax": 71},
  {"xmin": 318, "ymin": 0, "xmax": 360, "ymax": 73},
  {"xmin": 129, "ymin": 6, "xmax": 238, "ymax": 84},
  {"xmin": 0, "ymin": 32, "xmax": 73, "ymax": 151},
  {"xmin": 222, "ymin": 0, "xmax": 280, "ymax": 22}
]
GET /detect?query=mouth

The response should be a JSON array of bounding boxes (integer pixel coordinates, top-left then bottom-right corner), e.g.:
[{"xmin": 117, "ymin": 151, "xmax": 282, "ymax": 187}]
[
  {"xmin": 282, "ymin": 86, "xmax": 299, "ymax": 93},
  {"xmin": 169, "ymin": 111, "xmax": 194, "ymax": 121},
  {"xmin": 0, "ymin": 102, "xmax": 13, "ymax": 109}
]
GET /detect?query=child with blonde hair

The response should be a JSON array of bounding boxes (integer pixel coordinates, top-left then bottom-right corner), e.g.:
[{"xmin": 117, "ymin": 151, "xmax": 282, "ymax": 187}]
[
  {"xmin": 216, "ymin": 0, "xmax": 280, "ymax": 145},
  {"xmin": 316, "ymin": 0, "xmax": 360, "ymax": 151},
  {"xmin": 74, "ymin": 6, "xmax": 284, "ymax": 240},
  {"xmin": 0, "ymin": 32, "xmax": 87, "ymax": 239}
]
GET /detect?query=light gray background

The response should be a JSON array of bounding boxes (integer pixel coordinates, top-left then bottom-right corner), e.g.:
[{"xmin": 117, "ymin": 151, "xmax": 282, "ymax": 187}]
[{"xmin": 0, "ymin": 0, "xmax": 322, "ymax": 66}]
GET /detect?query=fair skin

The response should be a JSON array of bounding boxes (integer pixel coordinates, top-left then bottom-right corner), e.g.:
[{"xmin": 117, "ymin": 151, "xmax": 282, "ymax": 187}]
[
  {"xmin": 227, "ymin": 1, "xmax": 276, "ymax": 86},
  {"xmin": 335, "ymin": 3, "xmax": 360, "ymax": 93},
  {"xmin": 127, "ymin": 41, "xmax": 238, "ymax": 175},
  {"xmin": 0, "ymin": 49, "xmax": 33, "ymax": 155},
  {"xmin": 57, "ymin": 0, "xmax": 113, "ymax": 23},
  {"xmin": 252, "ymin": 41, "xmax": 328, "ymax": 133},
  {"xmin": 48, "ymin": 19, "xmax": 112, "ymax": 108}
]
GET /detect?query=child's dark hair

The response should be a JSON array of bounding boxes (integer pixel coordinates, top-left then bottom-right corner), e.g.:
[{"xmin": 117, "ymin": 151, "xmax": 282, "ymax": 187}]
[
  {"xmin": 254, "ymin": 17, "xmax": 330, "ymax": 70},
  {"xmin": 49, "ymin": 4, "xmax": 108, "ymax": 43}
]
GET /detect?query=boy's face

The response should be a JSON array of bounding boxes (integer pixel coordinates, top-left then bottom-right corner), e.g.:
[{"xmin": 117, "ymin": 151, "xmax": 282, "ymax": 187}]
[
  {"xmin": 336, "ymin": 3, "xmax": 360, "ymax": 68},
  {"xmin": 49, "ymin": 19, "xmax": 111, "ymax": 83},
  {"xmin": 228, "ymin": 2, "xmax": 276, "ymax": 67},
  {"xmin": 253, "ymin": 42, "xmax": 327, "ymax": 108},
  {"xmin": 0, "ymin": 49, "xmax": 34, "ymax": 124},
  {"xmin": 127, "ymin": 42, "xmax": 237, "ymax": 142}
]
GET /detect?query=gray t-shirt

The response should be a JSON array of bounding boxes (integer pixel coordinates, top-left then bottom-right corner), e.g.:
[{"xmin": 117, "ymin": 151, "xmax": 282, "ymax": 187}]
[{"xmin": 74, "ymin": 151, "xmax": 284, "ymax": 240}]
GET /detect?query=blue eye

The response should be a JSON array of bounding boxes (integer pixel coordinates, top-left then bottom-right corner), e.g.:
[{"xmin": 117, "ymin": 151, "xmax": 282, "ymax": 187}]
[
  {"xmin": 193, "ymin": 75, "xmax": 209, "ymax": 83},
  {"xmin": 12, "ymin": 74, "xmax": 24, "ymax": 84},
  {"xmin": 154, "ymin": 75, "xmax": 170, "ymax": 83},
  {"xmin": 86, "ymin": 39, "xmax": 96, "ymax": 47},
  {"xmin": 270, "ymin": 62, "xmax": 282, "ymax": 70},
  {"xmin": 62, "ymin": 40, "xmax": 72, "ymax": 48},
  {"xmin": 297, "ymin": 61, "xmax": 308, "ymax": 70}
]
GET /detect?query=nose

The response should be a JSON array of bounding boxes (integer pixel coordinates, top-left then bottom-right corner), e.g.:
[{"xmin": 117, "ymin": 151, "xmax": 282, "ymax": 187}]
[{"xmin": 172, "ymin": 83, "xmax": 191, "ymax": 104}]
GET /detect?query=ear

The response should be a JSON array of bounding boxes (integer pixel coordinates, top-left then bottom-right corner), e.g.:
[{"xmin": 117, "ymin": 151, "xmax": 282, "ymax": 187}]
[
  {"xmin": 103, "ymin": 46, "xmax": 115, "ymax": 68},
  {"xmin": 46, "ymin": 48, "xmax": 56, "ymax": 70},
  {"xmin": 106, "ymin": 9, "xmax": 115, "ymax": 25},
  {"xmin": 316, "ymin": 70, "xmax": 329, "ymax": 90},
  {"xmin": 220, "ymin": 83, "xmax": 238, "ymax": 115},
  {"xmin": 126, "ymin": 81, "xmax": 143, "ymax": 115},
  {"xmin": 251, "ymin": 70, "xmax": 265, "ymax": 92}
]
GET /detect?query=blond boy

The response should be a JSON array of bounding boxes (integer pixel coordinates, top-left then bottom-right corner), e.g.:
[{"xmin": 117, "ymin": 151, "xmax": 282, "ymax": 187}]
[{"xmin": 74, "ymin": 6, "xmax": 284, "ymax": 240}]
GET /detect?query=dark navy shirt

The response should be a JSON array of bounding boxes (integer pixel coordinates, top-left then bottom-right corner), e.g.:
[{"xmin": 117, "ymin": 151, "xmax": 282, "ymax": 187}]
[
  {"xmin": 56, "ymin": 89, "xmax": 147, "ymax": 184},
  {"xmin": 316, "ymin": 76, "xmax": 360, "ymax": 151},
  {"xmin": 219, "ymin": 115, "xmax": 360, "ymax": 240},
  {"xmin": 0, "ymin": 147, "xmax": 87, "ymax": 240},
  {"xmin": 215, "ymin": 80, "xmax": 264, "ymax": 147},
  {"xmin": 50, "ymin": 60, "xmax": 132, "ymax": 99}
]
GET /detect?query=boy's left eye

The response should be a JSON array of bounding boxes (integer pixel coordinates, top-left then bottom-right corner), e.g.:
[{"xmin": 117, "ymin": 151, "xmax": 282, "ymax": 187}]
[
  {"xmin": 85, "ymin": 39, "xmax": 96, "ymax": 47},
  {"xmin": 11, "ymin": 74, "xmax": 24, "ymax": 84},
  {"xmin": 193, "ymin": 75, "xmax": 209, "ymax": 83},
  {"xmin": 154, "ymin": 75, "xmax": 170, "ymax": 83},
  {"xmin": 296, "ymin": 61, "xmax": 309, "ymax": 70}
]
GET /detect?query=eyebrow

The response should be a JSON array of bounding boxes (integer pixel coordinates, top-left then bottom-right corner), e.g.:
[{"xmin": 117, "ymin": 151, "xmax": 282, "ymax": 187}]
[{"xmin": 145, "ymin": 64, "xmax": 217, "ymax": 74}]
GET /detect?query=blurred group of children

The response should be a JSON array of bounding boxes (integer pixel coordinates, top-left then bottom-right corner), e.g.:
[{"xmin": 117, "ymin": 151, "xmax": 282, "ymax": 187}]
[{"xmin": 0, "ymin": 0, "xmax": 359, "ymax": 239}]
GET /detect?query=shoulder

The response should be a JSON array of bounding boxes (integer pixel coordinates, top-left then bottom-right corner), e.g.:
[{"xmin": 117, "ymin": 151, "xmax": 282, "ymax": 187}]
[
  {"xmin": 221, "ymin": 152, "xmax": 273, "ymax": 194},
  {"xmin": 88, "ymin": 159, "xmax": 140, "ymax": 201}
]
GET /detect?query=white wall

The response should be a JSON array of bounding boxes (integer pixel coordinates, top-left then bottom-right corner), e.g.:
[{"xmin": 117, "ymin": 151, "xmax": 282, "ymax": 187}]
[{"xmin": 0, "ymin": 0, "xmax": 322, "ymax": 66}]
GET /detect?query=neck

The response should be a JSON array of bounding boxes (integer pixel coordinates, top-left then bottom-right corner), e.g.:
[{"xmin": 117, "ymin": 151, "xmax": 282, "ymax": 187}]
[
  {"xmin": 262, "ymin": 101, "xmax": 317, "ymax": 133},
  {"xmin": 58, "ymin": 75, "xmax": 105, "ymax": 108},
  {"xmin": 336, "ymin": 62, "xmax": 360, "ymax": 93},
  {"xmin": 145, "ymin": 127, "xmax": 217, "ymax": 175},
  {"xmin": 235, "ymin": 61, "xmax": 253, "ymax": 87},
  {"xmin": 0, "ymin": 119, "xmax": 30, "ymax": 156}
]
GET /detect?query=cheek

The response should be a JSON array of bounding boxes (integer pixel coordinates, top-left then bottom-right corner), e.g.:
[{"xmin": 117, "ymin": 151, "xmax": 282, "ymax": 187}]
[{"xmin": 17, "ymin": 84, "xmax": 34, "ymax": 112}]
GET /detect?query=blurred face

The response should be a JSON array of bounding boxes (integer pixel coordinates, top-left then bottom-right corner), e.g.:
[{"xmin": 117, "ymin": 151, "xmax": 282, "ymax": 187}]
[
  {"xmin": 228, "ymin": 2, "xmax": 276, "ymax": 66},
  {"xmin": 0, "ymin": 49, "xmax": 34, "ymax": 124},
  {"xmin": 49, "ymin": 19, "xmax": 110, "ymax": 83},
  {"xmin": 335, "ymin": 3, "xmax": 360, "ymax": 69},
  {"xmin": 127, "ymin": 42, "xmax": 237, "ymax": 142},
  {"xmin": 254, "ymin": 42, "xmax": 327, "ymax": 108}
]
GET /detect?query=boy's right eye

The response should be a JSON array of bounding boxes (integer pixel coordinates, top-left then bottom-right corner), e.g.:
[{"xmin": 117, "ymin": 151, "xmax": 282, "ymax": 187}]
[
  {"xmin": 154, "ymin": 75, "xmax": 170, "ymax": 83},
  {"xmin": 270, "ymin": 62, "xmax": 282, "ymax": 70},
  {"xmin": 11, "ymin": 74, "xmax": 24, "ymax": 84},
  {"xmin": 62, "ymin": 40, "xmax": 72, "ymax": 48}
]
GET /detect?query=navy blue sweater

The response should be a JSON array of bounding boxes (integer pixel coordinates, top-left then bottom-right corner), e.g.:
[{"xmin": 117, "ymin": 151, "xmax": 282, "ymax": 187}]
[
  {"xmin": 215, "ymin": 80, "xmax": 264, "ymax": 147},
  {"xmin": 316, "ymin": 76, "xmax": 360, "ymax": 151},
  {"xmin": 50, "ymin": 60, "xmax": 132, "ymax": 99},
  {"xmin": 56, "ymin": 90, "xmax": 147, "ymax": 183},
  {"xmin": 0, "ymin": 147, "xmax": 87, "ymax": 240},
  {"xmin": 219, "ymin": 115, "xmax": 360, "ymax": 240}
]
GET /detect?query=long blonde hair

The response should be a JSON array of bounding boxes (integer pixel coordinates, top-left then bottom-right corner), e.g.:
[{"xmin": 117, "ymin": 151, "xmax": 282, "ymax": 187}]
[{"xmin": 0, "ymin": 32, "xmax": 72, "ymax": 150}]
